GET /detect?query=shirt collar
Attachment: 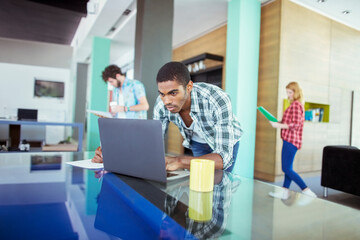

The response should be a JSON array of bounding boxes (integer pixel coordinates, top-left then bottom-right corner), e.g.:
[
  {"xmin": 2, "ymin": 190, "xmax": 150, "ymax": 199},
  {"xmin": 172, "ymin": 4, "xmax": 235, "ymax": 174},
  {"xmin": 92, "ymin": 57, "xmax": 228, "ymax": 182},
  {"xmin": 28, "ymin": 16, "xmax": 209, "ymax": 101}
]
[
  {"xmin": 190, "ymin": 84, "xmax": 201, "ymax": 113},
  {"xmin": 115, "ymin": 77, "xmax": 129, "ymax": 90},
  {"xmin": 122, "ymin": 77, "xmax": 129, "ymax": 88}
]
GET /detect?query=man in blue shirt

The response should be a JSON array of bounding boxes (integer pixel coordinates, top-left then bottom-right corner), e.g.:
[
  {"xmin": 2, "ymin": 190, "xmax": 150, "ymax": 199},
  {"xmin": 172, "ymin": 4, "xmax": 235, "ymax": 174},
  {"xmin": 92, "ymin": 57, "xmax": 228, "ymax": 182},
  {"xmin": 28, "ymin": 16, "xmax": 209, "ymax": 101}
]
[
  {"xmin": 102, "ymin": 65, "xmax": 149, "ymax": 119},
  {"xmin": 154, "ymin": 62, "xmax": 242, "ymax": 172}
]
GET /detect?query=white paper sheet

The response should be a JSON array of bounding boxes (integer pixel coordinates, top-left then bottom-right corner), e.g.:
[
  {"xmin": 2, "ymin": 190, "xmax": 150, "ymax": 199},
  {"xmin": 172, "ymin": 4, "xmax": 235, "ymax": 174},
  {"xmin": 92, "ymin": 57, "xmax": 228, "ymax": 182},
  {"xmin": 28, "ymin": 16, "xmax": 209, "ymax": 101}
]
[
  {"xmin": 66, "ymin": 159, "xmax": 104, "ymax": 169},
  {"xmin": 87, "ymin": 110, "xmax": 113, "ymax": 118}
]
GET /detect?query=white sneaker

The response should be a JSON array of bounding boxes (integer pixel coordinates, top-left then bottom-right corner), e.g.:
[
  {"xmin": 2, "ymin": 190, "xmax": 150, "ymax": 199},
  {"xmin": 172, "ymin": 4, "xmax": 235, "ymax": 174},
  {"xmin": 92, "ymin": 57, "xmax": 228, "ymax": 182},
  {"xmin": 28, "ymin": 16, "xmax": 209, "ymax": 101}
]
[
  {"xmin": 296, "ymin": 194, "xmax": 315, "ymax": 206},
  {"xmin": 269, "ymin": 189, "xmax": 290, "ymax": 199},
  {"xmin": 302, "ymin": 188, "xmax": 317, "ymax": 198}
]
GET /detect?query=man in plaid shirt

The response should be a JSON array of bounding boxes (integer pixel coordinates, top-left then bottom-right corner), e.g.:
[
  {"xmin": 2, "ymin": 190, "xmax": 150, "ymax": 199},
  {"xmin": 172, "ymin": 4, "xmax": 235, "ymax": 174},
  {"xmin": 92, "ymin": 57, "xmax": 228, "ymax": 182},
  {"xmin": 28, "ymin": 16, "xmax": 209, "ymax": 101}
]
[{"xmin": 154, "ymin": 62, "xmax": 243, "ymax": 172}]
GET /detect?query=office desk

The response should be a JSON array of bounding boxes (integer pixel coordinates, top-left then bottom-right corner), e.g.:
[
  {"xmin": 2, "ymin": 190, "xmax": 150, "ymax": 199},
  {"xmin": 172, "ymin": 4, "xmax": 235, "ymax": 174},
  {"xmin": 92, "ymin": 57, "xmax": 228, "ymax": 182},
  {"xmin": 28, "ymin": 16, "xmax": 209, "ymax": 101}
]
[
  {"xmin": 0, "ymin": 152, "xmax": 359, "ymax": 240},
  {"xmin": 0, "ymin": 120, "xmax": 83, "ymax": 151}
]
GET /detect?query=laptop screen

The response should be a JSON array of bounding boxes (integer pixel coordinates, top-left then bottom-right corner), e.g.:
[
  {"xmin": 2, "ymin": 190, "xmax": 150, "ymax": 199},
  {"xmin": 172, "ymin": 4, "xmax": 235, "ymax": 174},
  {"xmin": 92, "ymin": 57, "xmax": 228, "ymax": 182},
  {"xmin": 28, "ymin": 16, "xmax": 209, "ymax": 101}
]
[{"xmin": 98, "ymin": 118, "xmax": 168, "ymax": 182}]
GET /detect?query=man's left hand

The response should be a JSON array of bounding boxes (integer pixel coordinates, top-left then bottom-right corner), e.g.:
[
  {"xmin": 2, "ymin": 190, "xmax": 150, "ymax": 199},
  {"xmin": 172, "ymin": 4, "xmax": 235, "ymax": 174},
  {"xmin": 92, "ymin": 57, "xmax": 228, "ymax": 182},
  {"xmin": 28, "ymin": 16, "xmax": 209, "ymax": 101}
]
[{"xmin": 165, "ymin": 156, "xmax": 181, "ymax": 171}]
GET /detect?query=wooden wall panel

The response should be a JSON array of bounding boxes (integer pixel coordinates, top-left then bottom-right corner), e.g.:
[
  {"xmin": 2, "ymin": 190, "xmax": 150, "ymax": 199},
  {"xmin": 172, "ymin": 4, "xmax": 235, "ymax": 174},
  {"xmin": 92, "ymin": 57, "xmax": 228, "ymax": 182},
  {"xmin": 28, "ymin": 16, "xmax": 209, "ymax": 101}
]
[
  {"xmin": 255, "ymin": 0, "xmax": 281, "ymax": 181},
  {"xmin": 172, "ymin": 26, "xmax": 227, "ymax": 62},
  {"xmin": 167, "ymin": 122, "xmax": 184, "ymax": 154},
  {"xmin": 279, "ymin": 0, "xmax": 331, "ymax": 86},
  {"xmin": 173, "ymin": 25, "xmax": 227, "ymax": 90}
]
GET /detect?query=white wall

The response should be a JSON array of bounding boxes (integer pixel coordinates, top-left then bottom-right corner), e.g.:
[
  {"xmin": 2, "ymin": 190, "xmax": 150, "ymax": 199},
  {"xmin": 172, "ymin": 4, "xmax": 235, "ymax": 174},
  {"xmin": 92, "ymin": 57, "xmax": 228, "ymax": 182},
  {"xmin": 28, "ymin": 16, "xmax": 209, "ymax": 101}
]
[
  {"xmin": 0, "ymin": 37, "xmax": 72, "ymax": 68},
  {"xmin": 0, "ymin": 62, "xmax": 72, "ymax": 144},
  {"xmin": 0, "ymin": 37, "xmax": 74, "ymax": 145},
  {"xmin": 351, "ymin": 91, "xmax": 360, "ymax": 148}
]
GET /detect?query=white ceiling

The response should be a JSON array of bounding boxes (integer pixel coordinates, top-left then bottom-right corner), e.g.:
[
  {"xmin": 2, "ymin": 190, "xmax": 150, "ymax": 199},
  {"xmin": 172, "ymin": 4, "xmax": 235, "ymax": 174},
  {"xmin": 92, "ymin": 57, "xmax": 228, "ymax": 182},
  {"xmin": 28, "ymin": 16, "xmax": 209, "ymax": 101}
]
[
  {"xmin": 290, "ymin": 0, "xmax": 360, "ymax": 32},
  {"xmin": 108, "ymin": 0, "xmax": 228, "ymax": 69},
  {"xmin": 73, "ymin": 0, "xmax": 360, "ymax": 68}
]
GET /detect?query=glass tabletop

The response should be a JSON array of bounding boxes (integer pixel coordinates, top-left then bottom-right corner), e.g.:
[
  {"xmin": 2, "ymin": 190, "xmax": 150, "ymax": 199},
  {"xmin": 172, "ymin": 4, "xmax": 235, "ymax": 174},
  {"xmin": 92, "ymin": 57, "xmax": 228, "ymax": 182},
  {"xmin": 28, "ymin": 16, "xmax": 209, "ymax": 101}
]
[{"xmin": 0, "ymin": 151, "xmax": 359, "ymax": 240}]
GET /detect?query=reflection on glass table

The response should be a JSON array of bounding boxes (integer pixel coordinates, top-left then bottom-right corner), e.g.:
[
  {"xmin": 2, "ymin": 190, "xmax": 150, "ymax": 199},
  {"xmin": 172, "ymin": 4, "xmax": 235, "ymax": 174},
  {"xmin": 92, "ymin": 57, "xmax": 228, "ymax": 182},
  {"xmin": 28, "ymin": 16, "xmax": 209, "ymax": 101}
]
[
  {"xmin": 94, "ymin": 172, "xmax": 192, "ymax": 239},
  {"xmin": 31, "ymin": 154, "xmax": 62, "ymax": 171},
  {"xmin": 161, "ymin": 170, "xmax": 239, "ymax": 239},
  {"xmin": 0, "ymin": 151, "xmax": 359, "ymax": 240},
  {"xmin": 0, "ymin": 152, "xmax": 107, "ymax": 239}
]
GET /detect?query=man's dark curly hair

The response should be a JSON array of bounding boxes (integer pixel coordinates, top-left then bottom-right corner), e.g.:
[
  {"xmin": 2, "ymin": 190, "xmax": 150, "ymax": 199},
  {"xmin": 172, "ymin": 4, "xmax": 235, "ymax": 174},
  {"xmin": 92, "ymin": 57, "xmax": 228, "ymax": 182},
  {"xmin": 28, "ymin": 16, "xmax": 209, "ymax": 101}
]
[
  {"xmin": 102, "ymin": 65, "xmax": 123, "ymax": 82},
  {"xmin": 156, "ymin": 62, "xmax": 191, "ymax": 89}
]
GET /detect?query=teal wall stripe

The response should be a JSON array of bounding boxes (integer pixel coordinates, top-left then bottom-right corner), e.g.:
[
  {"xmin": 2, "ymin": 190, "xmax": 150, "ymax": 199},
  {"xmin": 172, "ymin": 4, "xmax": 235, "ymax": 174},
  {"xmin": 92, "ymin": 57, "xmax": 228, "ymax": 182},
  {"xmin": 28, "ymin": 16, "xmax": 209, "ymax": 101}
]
[
  {"xmin": 225, "ymin": 0, "xmax": 261, "ymax": 178},
  {"xmin": 86, "ymin": 37, "xmax": 111, "ymax": 151}
]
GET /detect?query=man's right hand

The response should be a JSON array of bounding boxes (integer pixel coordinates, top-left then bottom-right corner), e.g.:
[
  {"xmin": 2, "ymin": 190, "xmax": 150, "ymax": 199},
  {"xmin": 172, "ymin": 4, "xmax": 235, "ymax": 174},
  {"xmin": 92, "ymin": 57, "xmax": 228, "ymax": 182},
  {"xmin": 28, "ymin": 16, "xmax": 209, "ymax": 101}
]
[{"xmin": 92, "ymin": 146, "xmax": 103, "ymax": 163}]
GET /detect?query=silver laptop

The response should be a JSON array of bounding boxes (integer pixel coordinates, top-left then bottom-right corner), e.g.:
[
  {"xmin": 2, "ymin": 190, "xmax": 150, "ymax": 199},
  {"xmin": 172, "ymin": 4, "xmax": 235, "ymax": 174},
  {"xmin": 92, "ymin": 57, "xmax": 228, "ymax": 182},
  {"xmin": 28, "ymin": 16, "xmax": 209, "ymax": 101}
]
[{"xmin": 98, "ymin": 118, "xmax": 189, "ymax": 183}]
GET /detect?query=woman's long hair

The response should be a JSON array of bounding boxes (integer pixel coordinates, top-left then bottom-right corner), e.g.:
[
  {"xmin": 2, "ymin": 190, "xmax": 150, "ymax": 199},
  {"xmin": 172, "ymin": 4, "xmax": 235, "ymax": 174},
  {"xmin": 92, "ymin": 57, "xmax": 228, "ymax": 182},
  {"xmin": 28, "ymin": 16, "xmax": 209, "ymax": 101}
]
[{"xmin": 286, "ymin": 82, "xmax": 304, "ymax": 104}]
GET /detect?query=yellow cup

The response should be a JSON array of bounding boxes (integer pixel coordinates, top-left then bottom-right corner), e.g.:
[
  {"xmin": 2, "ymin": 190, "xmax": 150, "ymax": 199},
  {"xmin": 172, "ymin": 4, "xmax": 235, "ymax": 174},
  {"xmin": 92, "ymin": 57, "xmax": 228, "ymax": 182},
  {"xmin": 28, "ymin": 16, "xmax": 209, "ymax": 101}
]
[
  {"xmin": 188, "ymin": 190, "xmax": 213, "ymax": 222},
  {"xmin": 189, "ymin": 159, "xmax": 215, "ymax": 192}
]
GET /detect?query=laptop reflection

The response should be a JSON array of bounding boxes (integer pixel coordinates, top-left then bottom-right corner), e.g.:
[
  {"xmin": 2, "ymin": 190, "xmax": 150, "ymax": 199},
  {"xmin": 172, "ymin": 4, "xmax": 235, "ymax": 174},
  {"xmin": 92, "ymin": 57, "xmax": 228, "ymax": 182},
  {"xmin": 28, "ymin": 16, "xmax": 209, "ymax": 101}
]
[{"xmin": 94, "ymin": 173, "xmax": 193, "ymax": 239}]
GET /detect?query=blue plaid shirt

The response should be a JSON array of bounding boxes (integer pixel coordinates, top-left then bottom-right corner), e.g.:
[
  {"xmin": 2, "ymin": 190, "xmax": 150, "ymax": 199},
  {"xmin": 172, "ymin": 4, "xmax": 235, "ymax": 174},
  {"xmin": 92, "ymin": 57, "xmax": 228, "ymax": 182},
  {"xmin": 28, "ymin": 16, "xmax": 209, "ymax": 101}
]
[
  {"xmin": 153, "ymin": 82, "xmax": 243, "ymax": 170},
  {"xmin": 112, "ymin": 77, "xmax": 147, "ymax": 119}
]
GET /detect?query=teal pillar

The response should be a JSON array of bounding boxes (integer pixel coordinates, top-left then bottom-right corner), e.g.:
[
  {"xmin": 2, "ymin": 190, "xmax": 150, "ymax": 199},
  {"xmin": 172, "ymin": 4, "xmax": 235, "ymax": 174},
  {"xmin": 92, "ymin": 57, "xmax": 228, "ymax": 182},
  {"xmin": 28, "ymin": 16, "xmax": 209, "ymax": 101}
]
[
  {"xmin": 225, "ymin": 0, "xmax": 261, "ymax": 178},
  {"xmin": 86, "ymin": 37, "xmax": 111, "ymax": 151}
]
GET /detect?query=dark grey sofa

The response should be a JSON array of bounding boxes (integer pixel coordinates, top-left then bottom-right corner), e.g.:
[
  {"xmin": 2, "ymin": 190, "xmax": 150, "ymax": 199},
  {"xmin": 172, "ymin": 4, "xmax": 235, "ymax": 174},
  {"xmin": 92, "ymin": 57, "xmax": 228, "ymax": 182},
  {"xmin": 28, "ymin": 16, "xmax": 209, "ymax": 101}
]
[{"xmin": 321, "ymin": 145, "xmax": 360, "ymax": 197}]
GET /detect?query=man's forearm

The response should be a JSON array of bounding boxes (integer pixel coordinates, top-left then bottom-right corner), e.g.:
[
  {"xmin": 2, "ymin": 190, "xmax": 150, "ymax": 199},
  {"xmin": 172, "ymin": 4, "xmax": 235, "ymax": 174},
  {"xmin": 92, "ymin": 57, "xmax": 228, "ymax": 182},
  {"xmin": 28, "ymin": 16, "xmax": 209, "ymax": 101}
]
[
  {"xmin": 177, "ymin": 153, "xmax": 223, "ymax": 170},
  {"xmin": 128, "ymin": 103, "xmax": 149, "ymax": 112}
]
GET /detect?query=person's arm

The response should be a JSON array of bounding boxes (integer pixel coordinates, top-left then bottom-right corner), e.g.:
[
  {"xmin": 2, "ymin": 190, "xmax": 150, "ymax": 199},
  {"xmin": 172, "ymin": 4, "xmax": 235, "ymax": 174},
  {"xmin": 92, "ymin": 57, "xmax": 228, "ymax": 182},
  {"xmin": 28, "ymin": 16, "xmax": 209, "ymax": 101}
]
[
  {"xmin": 167, "ymin": 90, "xmax": 238, "ymax": 171},
  {"xmin": 127, "ymin": 96, "xmax": 149, "ymax": 111},
  {"xmin": 110, "ymin": 96, "xmax": 149, "ymax": 113},
  {"xmin": 269, "ymin": 121, "xmax": 289, "ymax": 129},
  {"xmin": 270, "ymin": 101, "xmax": 303, "ymax": 129},
  {"xmin": 129, "ymin": 81, "xmax": 149, "ymax": 111},
  {"xmin": 287, "ymin": 101, "xmax": 303, "ymax": 130},
  {"xmin": 165, "ymin": 153, "xmax": 223, "ymax": 171},
  {"xmin": 209, "ymin": 90, "xmax": 238, "ymax": 170}
]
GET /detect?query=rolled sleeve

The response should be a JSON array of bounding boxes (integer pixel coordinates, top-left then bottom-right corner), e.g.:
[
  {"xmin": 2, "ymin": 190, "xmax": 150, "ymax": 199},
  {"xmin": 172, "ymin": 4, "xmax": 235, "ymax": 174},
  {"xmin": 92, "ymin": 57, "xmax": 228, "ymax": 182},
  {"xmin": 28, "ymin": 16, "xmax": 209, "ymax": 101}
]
[
  {"xmin": 133, "ymin": 81, "xmax": 146, "ymax": 99},
  {"xmin": 210, "ymin": 92, "xmax": 236, "ymax": 170}
]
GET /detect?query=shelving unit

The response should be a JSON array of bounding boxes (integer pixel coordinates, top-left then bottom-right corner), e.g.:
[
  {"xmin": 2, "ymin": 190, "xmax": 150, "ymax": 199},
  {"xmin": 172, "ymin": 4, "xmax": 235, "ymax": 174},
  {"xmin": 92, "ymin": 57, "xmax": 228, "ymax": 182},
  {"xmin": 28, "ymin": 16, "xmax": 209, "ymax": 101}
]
[
  {"xmin": 182, "ymin": 53, "xmax": 224, "ymax": 88},
  {"xmin": 283, "ymin": 99, "xmax": 330, "ymax": 123},
  {"xmin": 304, "ymin": 102, "xmax": 330, "ymax": 122}
]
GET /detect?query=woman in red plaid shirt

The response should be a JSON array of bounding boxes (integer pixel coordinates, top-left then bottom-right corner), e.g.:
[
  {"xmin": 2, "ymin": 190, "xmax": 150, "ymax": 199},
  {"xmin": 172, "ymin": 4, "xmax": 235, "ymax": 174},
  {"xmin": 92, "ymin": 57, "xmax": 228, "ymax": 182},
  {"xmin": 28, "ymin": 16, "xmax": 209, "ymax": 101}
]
[{"xmin": 268, "ymin": 82, "xmax": 316, "ymax": 199}]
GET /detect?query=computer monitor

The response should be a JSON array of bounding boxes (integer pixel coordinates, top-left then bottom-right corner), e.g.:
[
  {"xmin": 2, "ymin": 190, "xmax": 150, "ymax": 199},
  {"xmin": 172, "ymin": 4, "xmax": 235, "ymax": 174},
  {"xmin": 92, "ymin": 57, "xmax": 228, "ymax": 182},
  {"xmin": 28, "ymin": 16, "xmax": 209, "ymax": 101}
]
[{"xmin": 17, "ymin": 108, "xmax": 38, "ymax": 121}]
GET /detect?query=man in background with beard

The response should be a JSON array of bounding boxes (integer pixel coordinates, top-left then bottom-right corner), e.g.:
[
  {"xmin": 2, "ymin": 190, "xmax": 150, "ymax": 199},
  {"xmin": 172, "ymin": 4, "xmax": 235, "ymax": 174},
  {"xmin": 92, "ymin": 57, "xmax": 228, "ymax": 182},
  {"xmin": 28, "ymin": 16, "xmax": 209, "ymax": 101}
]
[{"xmin": 101, "ymin": 64, "xmax": 149, "ymax": 119}]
